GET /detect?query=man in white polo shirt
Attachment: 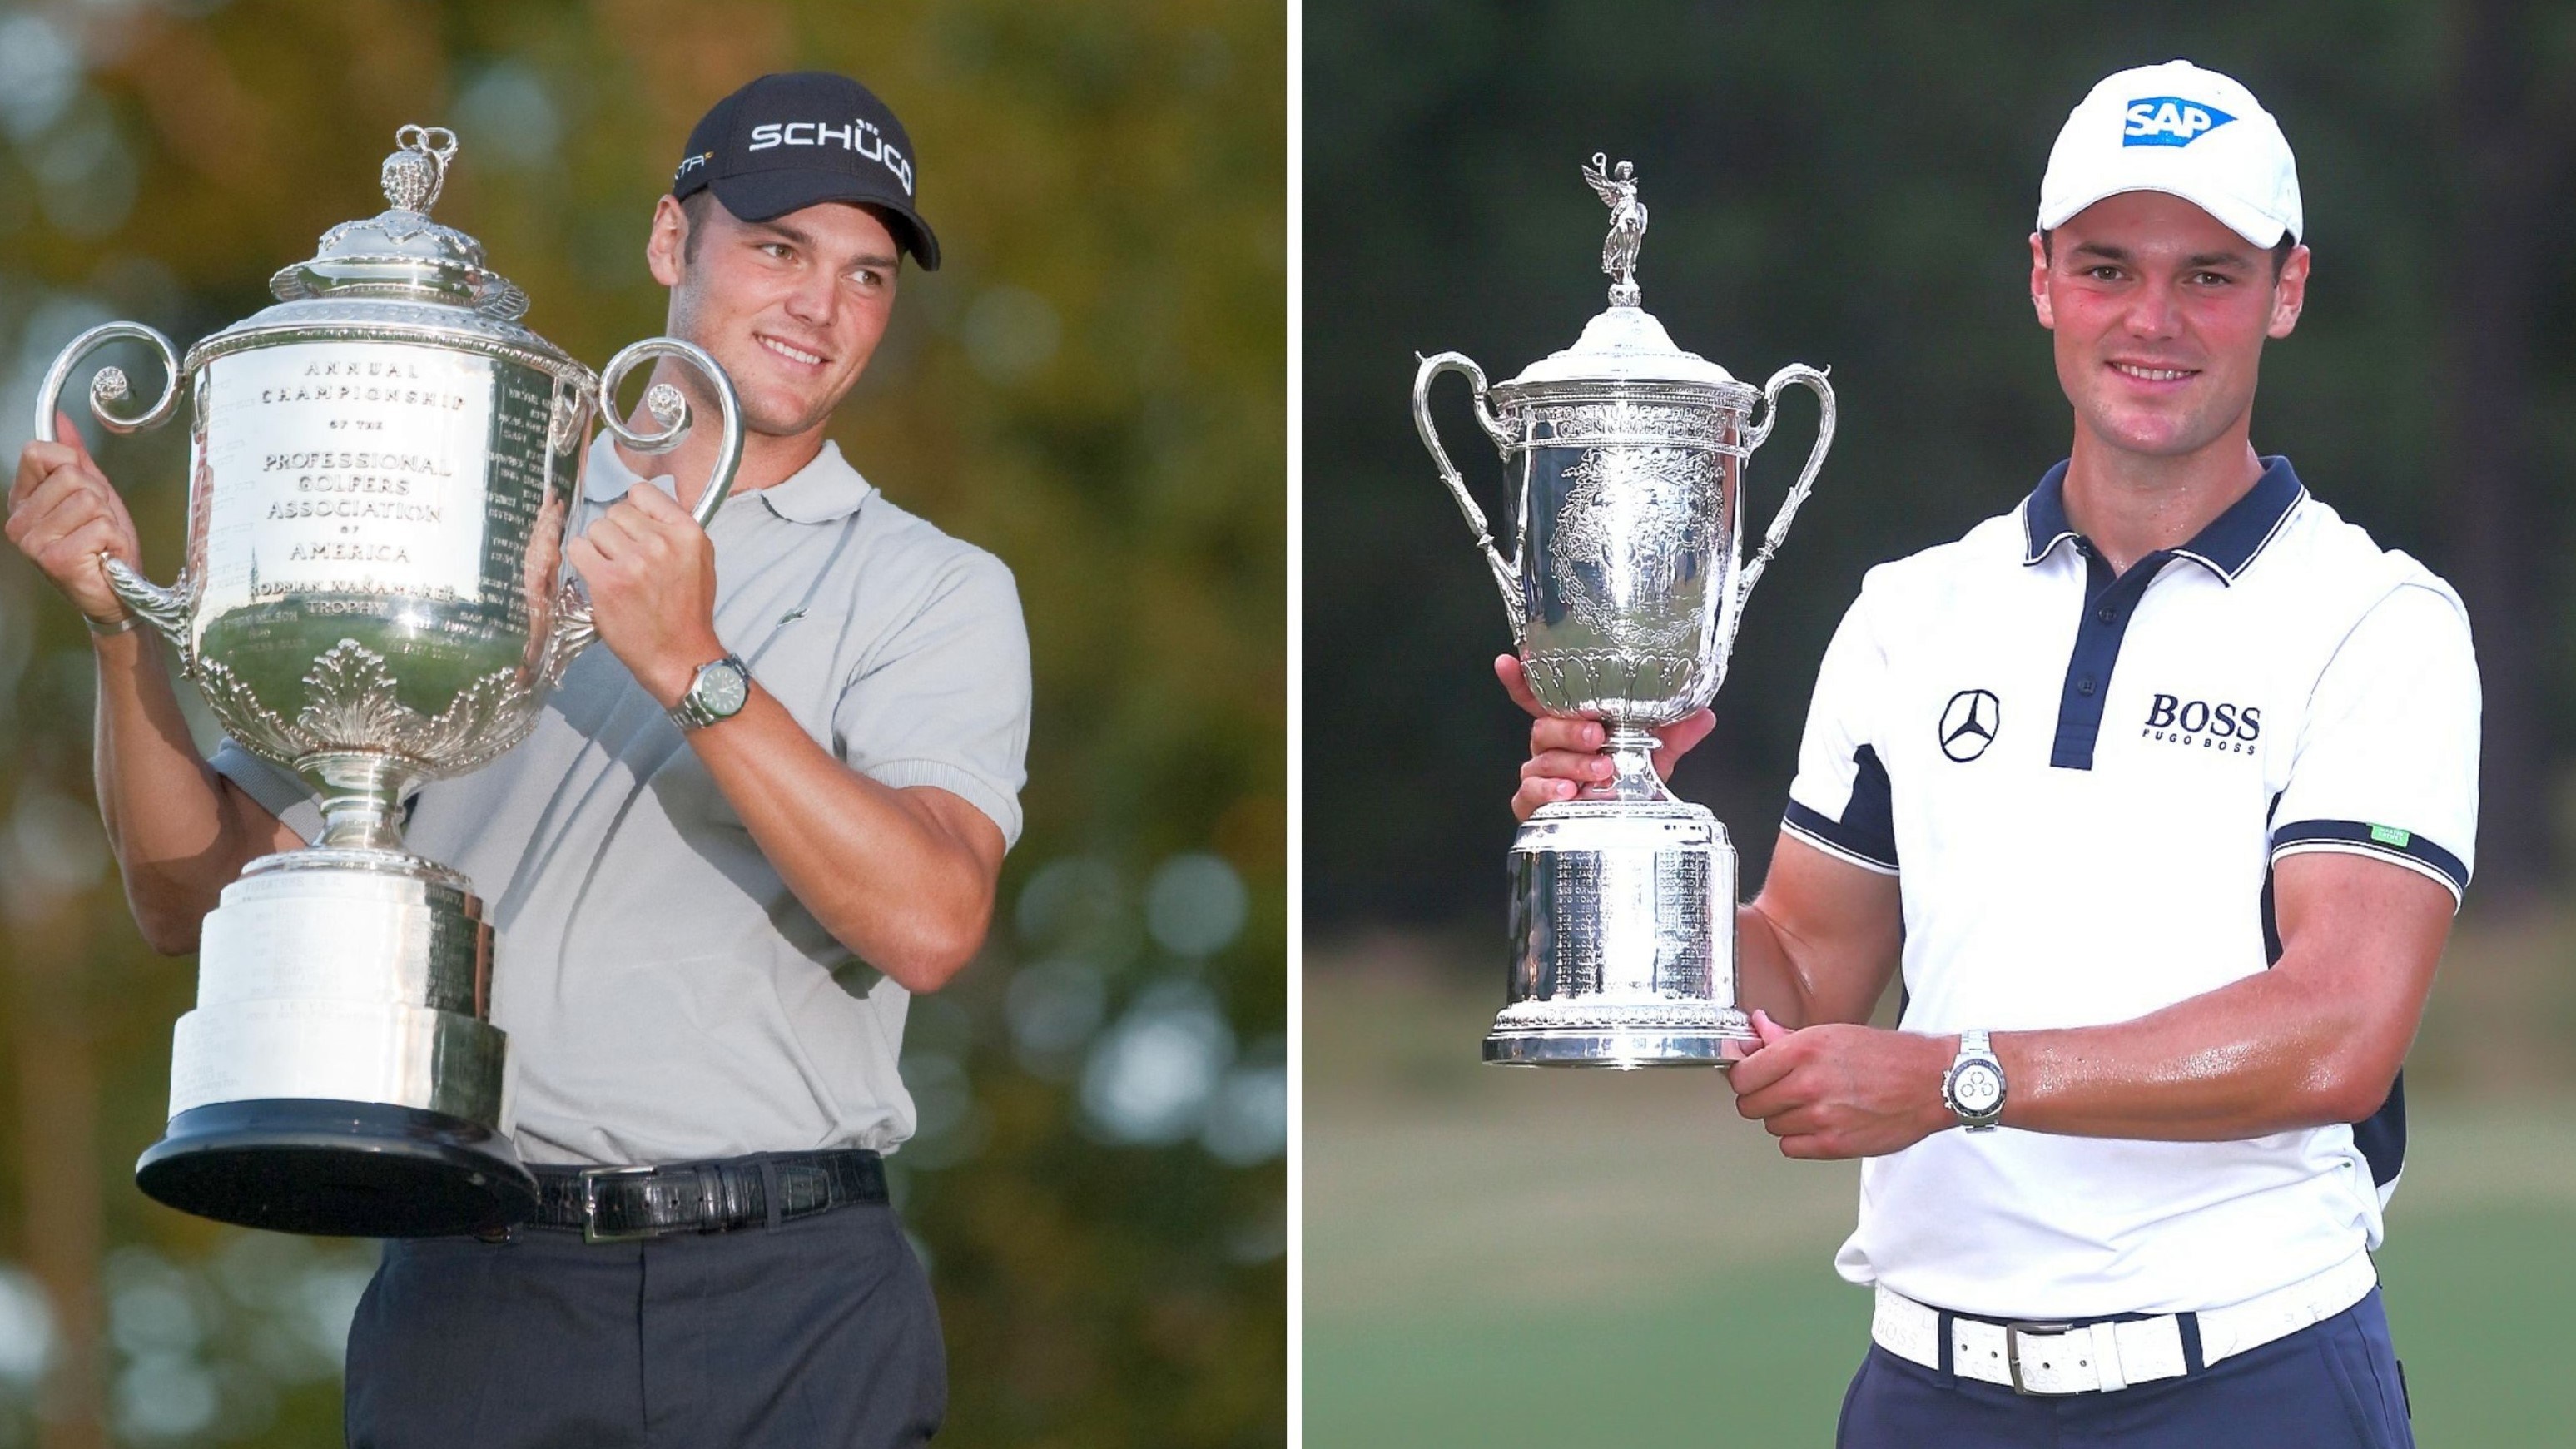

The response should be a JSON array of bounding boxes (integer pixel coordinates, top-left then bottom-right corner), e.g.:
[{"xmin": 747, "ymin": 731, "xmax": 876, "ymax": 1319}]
[{"xmin": 1506, "ymin": 61, "xmax": 2471, "ymax": 1445}]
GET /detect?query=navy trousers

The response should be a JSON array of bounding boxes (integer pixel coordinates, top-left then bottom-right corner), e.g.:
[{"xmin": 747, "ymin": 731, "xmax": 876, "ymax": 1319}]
[
  {"xmin": 344, "ymin": 1203, "xmax": 946, "ymax": 1448},
  {"xmin": 1838, "ymin": 1288, "xmax": 2412, "ymax": 1448}
]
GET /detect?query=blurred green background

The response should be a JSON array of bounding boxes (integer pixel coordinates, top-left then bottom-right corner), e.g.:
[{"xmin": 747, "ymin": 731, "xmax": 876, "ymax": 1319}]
[
  {"xmin": 0, "ymin": 2, "xmax": 1283, "ymax": 1447},
  {"xmin": 1306, "ymin": 1, "xmax": 2576, "ymax": 1445}
]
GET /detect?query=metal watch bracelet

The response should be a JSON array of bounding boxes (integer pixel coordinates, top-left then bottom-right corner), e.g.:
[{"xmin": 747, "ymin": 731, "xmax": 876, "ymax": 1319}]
[
  {"xmin": 1943, "ymin": 1028, "xmax": 2007, "ymax": 1132},
  {"xmin": 668, "ymin": 653, "xmax": 750, "ymax": 732}
]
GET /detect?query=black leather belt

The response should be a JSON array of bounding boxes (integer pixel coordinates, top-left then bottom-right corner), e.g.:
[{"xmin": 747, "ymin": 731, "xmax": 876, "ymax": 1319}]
[{"xmin": 526, "ymin": 1149, "xmax": 887, "ymax": 1243}]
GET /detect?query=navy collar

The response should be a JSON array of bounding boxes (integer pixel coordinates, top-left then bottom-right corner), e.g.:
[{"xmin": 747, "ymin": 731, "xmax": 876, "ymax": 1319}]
[{"xmin": 2019, "ymin": 455, "xmax": 2305, "ymax": 584}]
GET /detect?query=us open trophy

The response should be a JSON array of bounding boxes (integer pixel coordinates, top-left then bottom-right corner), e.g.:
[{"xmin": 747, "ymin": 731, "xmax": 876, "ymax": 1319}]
[
  {"xmin": 32, "ymin": 127, "xmax": 743, "ymax": 1234},
  {"xmin": 1412, "ymin": 155, "xmax": 1835, "ymax": 1067}
]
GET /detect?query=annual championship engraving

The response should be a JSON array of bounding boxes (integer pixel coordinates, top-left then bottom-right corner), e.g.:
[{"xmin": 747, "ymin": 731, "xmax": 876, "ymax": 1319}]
[{"xmin": 201, "ymin": 343, "xmax": 494, "ymax": 613}]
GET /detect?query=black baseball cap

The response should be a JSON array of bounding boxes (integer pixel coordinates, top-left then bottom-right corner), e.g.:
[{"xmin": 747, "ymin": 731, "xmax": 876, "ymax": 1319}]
[{"xmin": 671, "ymin": 72, "xmax": 941, "ymax": 270}]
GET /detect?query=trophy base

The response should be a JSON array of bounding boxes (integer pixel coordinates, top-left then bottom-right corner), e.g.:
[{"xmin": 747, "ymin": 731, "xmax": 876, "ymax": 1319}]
[
  {"xmin": 1493, "ymin": 800, "xmax": 1748, "ymax": 1069},
  {"xmin": 136, "ymin": 1098, "xmax": 538, "ymax": 1237},
  {"xmin": 150, "ymin": 847, "xmax": 526, "ymax": 1236},
  {"xmin": 1483, "ymin": 1002, "xmax": 1755, "ymax": 1069}
]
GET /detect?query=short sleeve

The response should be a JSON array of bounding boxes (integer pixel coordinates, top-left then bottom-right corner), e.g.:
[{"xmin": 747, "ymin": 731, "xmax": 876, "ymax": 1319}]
[
  {"xmin": 208, "ymin": 740, "xmax": 324, "ymax": 844},
  {"xmin": 1780, "ymin": 583, "xmax": 1898, "ymax": 875},
  {"xmin": 832, "ymin": 550, "xmax": 1032, "ymax": 848},
  {"xmin": 2268, "ymin": 582, "xmax": 2480, "ymax": 907}
]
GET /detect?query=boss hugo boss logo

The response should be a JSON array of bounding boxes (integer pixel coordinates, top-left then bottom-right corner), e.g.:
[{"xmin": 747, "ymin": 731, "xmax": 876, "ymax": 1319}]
[
  {"xmin": 2142, "ymin": 693, "xmax": 2261, "ymax": 755},
  {"xmin": 1939, "ymin": 689, "xmax": 2001, "ymax": 762},
  {"xmin": 746, "ymin": 118, "xmax": 914, "ymax": 195},
  {"xmin": 2123, "ymin": 97, "xmax": 2237, "ymax": 147}
]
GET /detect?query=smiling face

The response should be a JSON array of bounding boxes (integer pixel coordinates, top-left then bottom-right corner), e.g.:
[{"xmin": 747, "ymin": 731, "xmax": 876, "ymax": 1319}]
[
  {"xmin": 646, "ymin": 192, "xmax": 901, "ymax": 441},
  {"xmin": 2030, "ymin": 190, "xmax": 2308, "ymax": 463}
]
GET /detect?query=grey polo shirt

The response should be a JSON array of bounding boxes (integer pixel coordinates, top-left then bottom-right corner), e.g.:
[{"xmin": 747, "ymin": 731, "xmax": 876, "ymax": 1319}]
[{"xmin": 211, "ymin": 434, "xmax": 1031, "ymax": 1166}]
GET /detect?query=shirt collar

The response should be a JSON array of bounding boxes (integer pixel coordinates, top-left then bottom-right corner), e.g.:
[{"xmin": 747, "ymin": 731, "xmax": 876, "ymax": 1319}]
[
  {"xmin": 582, "ymin": 435, "xmax": 876, "ymax": 524},
  {"xmin": 2018, "ymin": 454, "xmax": 2306, "ymax": 584}
]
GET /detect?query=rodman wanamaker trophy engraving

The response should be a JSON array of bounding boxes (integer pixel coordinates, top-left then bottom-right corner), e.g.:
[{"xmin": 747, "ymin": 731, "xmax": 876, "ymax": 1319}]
[
  {"xmin": 31, "ymin": 127, "xmax": 743, "ymax": 1234},
  {"xmin": 1412, "ymin": 155, "xmax": 1836, "ymax": 1067}
]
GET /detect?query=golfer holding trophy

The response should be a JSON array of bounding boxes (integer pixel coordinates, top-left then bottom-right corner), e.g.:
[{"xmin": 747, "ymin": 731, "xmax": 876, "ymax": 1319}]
[
  {"xmin": 12, "ymin": 69, "xmax": 1025, "ymax": 1447},
  {"xmin": 1494, "ymin": 63, "xmax": 2467, "ymax": 1447}
]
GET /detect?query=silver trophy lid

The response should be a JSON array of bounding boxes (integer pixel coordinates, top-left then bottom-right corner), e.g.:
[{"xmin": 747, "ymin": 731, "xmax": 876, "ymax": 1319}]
[
  {"xmin": 1495, "ymin": 156, "xmax": 1745, "ymax": 396},
  {"xmin": 266, "ymin": 125, "xmax": 530, "ymax": 320}
]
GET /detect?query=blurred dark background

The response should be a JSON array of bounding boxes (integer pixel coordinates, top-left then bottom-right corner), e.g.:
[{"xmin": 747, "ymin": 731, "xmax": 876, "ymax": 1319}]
[
  {"xmin": 1303, "ymin": 3, "xmax": 2576, "ymax": 1445},
  {"xmin": 0, "ymin": 2, "xmax": 1282, "ymax": 1446},
  {"xmin": 1308, "ymin": 0, "xmax": 2576, "ymax": 922}
]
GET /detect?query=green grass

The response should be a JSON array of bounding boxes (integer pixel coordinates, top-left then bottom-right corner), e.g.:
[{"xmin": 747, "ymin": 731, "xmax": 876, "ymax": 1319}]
[
  {"xmin": 2377, "ymin": 1203, "xmax": 2576, "ymax": 1445},
  {"xmin": 1304, "ymin": 954, "xmax": 2576, "ymax": 1447},
  {"xmin": 1308, "ymin": 1255, "xmax": 1868, "ymax": 1444}
]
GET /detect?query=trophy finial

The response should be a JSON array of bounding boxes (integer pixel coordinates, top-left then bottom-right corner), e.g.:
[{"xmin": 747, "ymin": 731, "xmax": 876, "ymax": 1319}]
[
  {"xmin": 276, "ymin": 122, "xmax": 515, "ymax": 309},
  {"xmin": 383, "ymin": 125, "xmax": 459, "ymax": 215},
  {"xmin": 1581, "ymin": 151, "xmax": 1648, "ymax": 308}
]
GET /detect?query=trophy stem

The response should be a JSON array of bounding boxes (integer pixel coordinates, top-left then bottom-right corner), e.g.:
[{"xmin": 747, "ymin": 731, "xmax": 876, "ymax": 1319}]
[
  {"xmin": 305, "ymin": 753, "xmax": 426, "ymax": 853},
  {"xmin": 1601, "ymin": 725, "xmax": 1668, "ymax": 803}
]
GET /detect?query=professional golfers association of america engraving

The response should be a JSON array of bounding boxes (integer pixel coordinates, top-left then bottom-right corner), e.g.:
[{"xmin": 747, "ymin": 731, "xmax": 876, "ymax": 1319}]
[
  {"xmin": 34, "ymin": 126, "xmax": 744, "ymax": 1234},
  {"xmin": 1412, "ymin": 156, "xmax": 1837, "ymax": 1066}
]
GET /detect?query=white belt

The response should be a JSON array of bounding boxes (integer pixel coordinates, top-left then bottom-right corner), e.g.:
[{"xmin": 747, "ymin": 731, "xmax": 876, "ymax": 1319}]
[{"xmin": 1869, "ymin": 1253, "xmax": 2378, "ymax": 1397}]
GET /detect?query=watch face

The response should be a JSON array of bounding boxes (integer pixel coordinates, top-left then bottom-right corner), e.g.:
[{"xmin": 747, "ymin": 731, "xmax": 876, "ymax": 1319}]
[
  {"xmin": 1950, "ymin": 1063, "xmax": 2003, "ymax": 1116},
  {"xmin": 697, "ymin": 661, "xmax": 749, "ymax": 716}
]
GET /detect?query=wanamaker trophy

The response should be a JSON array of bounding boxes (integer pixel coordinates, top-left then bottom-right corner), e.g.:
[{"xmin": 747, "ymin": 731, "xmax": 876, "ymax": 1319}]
[
  {"xmin": 32, "ymin": 126, "xmax": 744, "ymax": 1235},
  {"xmin": 1412, "ymin": 154, "xmax": 1836, "ymax": 1067}
]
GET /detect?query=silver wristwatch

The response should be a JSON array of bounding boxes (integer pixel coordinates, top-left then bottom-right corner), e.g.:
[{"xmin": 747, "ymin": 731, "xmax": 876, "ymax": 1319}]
[
  {"xmin": 1942, "ymin": 1028, "xmax": 2007, "ymax": 1132},
  {"xmin": 668, "ymin": 654, "xmax": 751, "ymax": 732}
]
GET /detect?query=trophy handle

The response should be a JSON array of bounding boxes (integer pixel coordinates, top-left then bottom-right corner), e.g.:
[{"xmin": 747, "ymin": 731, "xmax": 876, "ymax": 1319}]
[
  {"xmin": 1721, "ymin": 363, "xmax": 1836, "ymax": 661},
  {"xmin": 541, "ymin": 338, "xmax": 746, "ymax": 681},
  {"xmin": 1412, "ymin": 351, "xmax": 1525, "ymax": 633},
  {"xmin": 592, "ymin": 337, "xmax": 745, "ymax": 528},
  {"xmin": 31, "ymin": 322, "xmax": 195, "ymax": 649}
]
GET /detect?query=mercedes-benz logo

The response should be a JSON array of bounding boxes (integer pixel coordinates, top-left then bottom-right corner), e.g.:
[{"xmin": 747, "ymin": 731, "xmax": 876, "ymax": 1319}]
[{"xmin": 1939, "ymin": 689, "xmax": 2001, "ymax": 762}]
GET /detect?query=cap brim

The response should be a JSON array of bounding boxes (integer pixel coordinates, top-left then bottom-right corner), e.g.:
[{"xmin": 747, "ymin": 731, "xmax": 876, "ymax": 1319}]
[
  {"xmin": 710, "ymin": 172, "xmax": 941, "ymax": 270},
  {"xmin": 2038, "ymin": 179, "xmax": 2290, "ymax": 251}
]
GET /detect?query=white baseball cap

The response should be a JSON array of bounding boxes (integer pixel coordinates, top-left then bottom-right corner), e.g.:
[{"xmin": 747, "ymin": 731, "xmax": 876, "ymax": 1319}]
[{"xmin": 2037, "ymin": 60, "xmax": 2302, "ymax": 248}]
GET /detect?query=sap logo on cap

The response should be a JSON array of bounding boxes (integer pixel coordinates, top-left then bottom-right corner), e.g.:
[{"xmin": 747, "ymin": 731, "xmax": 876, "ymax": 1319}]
[
  {"xmin": 2123, "ymin": 97, "xmax": 2237, "ymax": 147},
  {"xmin": 746, "ymin": 118, "xmax": 914, "ymax": 195}
]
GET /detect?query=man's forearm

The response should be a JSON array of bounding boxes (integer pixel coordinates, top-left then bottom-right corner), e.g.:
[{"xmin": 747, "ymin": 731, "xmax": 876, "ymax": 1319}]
[
  {"xmin": 1730, "ymin": 964, "xmax": 2426, "ymax": 1159},
  {"xmin": 1735, "ymin": 901, "xmax": 1821, "ymax": 1026},
  {"xmin": 1999, "ymin": 961, "xmax": 2420, "ymax": 1140},
  {"xmin": 1735, "ymin": 835, "xmax": 1906, "ymax": 1029},
  {"xmin": 685, "ymin": 685, "xmax": 1003, "ymax": 992},
  {"xmin": 1994, "ymin": 858, "xmax": 2450, "ymax": 1141},
  {"xmin": 91, "ymin": 630, "xmax": 275, "ymax": 950},
  {"xmin": 1725, "ymin": 850, "xmax": 2449, "ymax": 1159}
]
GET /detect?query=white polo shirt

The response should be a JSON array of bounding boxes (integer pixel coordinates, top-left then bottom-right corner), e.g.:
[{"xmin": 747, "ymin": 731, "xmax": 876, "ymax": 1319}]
[{"xmin": 1780, "ymin": 456, "xmax": 2479, "ymax": 1319}]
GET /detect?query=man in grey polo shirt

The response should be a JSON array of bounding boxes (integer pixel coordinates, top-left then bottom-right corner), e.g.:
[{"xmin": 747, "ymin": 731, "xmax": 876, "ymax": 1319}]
[{"xmin": 7, "ymin": 72, "xmax": 1022, "ymax": 1447}]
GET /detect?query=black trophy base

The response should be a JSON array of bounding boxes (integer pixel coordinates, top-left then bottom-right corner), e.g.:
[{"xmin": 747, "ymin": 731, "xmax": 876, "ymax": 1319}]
[{"xmin": 136, "ymin": 1099, "xmax": 539, "ymax": 1238}]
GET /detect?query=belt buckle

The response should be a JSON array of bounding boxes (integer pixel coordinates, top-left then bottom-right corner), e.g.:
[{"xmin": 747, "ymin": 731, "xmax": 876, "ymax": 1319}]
[
  {"xmin": 578, "ymin": 1164, "xmax": 658, "ymax": 1244},
  {"xmin": 2003, "ymin": 1321, "xmax": 2076, "ymax": 1396}
]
